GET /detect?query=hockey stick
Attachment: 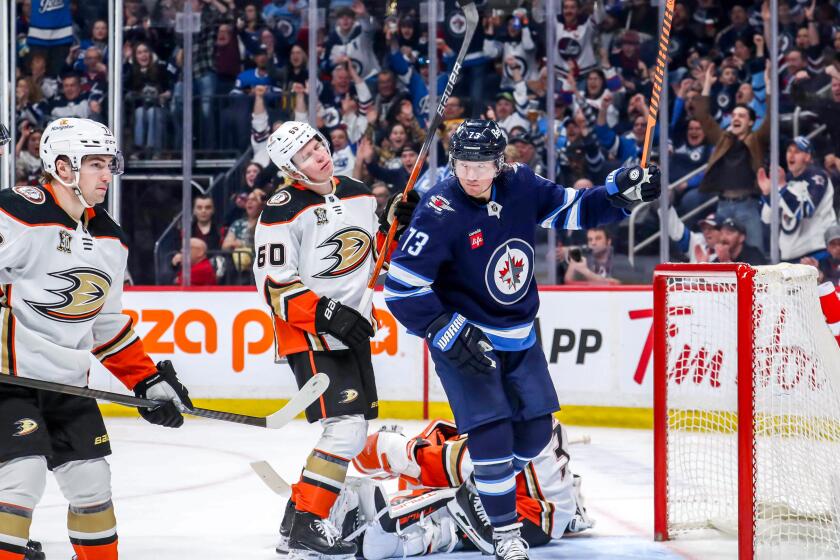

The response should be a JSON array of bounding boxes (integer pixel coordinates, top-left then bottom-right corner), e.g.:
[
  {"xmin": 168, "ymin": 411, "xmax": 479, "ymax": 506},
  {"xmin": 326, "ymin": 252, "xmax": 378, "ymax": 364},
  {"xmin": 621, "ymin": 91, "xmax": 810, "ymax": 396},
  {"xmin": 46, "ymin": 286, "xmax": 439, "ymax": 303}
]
[
  {"xmin": 639, "ymin": 0, "xmax": 675, "ymax": 168},
  {"xmin": 0, "ymin": 373, "xmax": 329, "ymax": 429},
  {"xmin": 251, "ymin": 437, "xmax": 592, "ymax": 496},
  {"xmin": 359, "ymin": 0, "xmax": 480, "ymax": 312}
]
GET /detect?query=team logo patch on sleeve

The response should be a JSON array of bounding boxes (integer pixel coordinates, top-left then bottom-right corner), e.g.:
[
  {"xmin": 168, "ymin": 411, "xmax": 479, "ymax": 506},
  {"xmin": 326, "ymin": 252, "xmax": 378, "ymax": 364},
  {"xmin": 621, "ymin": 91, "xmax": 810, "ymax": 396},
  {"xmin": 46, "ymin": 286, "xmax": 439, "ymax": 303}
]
[
  {"xmin": 12, "ymin": 185, "xmax": 45, "ymax": 204},
  {"xmin": 267, "ymin": 190, "xmax": 292, "ymax": 206},
  {"xmin": 428, "ymin": 195, "xmax": 455, "ymax": 214},
  {"xmin": 24, "ymin": 268, "xmax": 112, "ymax": 323},
  {"xmin": 485, "ymin": 239, "xmax": 534, "ymax": 305},
  {"xmin": 314, "ymin": 227, "xmax": 373, "ymax": 278}
]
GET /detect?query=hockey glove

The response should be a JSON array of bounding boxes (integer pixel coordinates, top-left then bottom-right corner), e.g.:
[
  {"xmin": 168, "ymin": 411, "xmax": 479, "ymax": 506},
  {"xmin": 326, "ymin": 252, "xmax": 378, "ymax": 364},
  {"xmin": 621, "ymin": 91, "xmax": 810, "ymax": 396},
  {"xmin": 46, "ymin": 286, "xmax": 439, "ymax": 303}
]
[
  {"xmin": 134, "ymin": 360, "xmax": 193, "ymax": 428},
  {"xmin": 379, "ymin": 190, "xmax": 420, "ymax": 241},
  {"xmin": 315, "ymin": 297, "xmax": 374, "ymax": 347},
  {"xmin": 606, "ymin": 165, "xmax": 661, "ymax": 209},
  {"xmin": 425, "ymin": 313, "xmax": 498, "ymax": 376}
]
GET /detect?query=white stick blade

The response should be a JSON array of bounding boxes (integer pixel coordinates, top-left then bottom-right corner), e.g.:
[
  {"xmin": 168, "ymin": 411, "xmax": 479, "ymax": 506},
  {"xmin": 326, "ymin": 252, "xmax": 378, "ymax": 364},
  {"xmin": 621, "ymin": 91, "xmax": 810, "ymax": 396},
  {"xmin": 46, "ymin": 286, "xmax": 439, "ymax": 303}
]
[
  {"xmin": 250, "ymin": 461, "xmax": 291, "ymax": 497},
  {"xmin": 265, "ymin": 372, "xmax": 330, "ymax": 429}
]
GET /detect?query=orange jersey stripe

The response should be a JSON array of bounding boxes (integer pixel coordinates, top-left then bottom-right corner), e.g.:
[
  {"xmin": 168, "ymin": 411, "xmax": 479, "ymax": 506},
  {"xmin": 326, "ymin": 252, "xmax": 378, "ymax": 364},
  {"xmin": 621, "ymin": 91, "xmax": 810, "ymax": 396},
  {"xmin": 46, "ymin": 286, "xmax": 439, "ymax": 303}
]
[
  {"xmin": 100, "ymin": 338, "xmax": 156, "ymax": 390},
  {"xmin": 71, "ymin": 540, "xmax": 118, "ymax": 560}
]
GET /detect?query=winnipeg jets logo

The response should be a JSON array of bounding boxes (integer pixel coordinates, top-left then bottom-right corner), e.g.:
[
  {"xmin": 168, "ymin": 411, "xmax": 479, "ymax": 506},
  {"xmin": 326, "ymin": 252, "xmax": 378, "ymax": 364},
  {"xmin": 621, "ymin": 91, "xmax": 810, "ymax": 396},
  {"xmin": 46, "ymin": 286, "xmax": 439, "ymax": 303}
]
[
  {"xmin": 485, "ymin": 239, "xmax": 534, "ymax": 305},
  {"xmin": 314, "ymin": 227, "xmax": 372, "ymax": 279},
  {"xmin": 13, "ymin": 418, "xmax": 38, "ymax": 437},
  {"xmin": 428, "ymin": 195, "xmax": 454, "ymax": 214},
  {"xmin": 25, "ymin": 268, "xmax": 112, "ymax": 323}
]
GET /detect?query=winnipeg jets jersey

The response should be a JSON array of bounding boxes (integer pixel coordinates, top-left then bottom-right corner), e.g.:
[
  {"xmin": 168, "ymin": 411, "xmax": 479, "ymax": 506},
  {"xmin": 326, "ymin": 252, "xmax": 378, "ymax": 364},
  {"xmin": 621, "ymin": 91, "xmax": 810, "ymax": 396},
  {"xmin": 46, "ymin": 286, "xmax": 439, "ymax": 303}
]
[
  {"xmin": 253, "ymin": 176, "xmax": 380, "ymax": 357},
  {"xmin": 0, "ymin": 184, "xmax": 156, "ymax": 388},
  {"xmin": 761, "ymin": 166, "xmax": 837, "ymax": 260},
  {"xmin": 384, "ymin": 163, "xmax": 625, "ymax": 351}
]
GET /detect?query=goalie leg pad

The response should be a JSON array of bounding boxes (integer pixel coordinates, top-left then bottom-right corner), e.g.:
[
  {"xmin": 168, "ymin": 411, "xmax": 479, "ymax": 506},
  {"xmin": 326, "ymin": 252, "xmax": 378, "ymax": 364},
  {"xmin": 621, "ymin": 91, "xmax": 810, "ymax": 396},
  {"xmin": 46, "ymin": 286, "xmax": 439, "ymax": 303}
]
[
  {"xmin": 0, "ymin": 456, "xmax": 47, "ymax": 554},
  {"xmin": 352, "ymin": 430, "xmax": 421, "ymax": 480}
]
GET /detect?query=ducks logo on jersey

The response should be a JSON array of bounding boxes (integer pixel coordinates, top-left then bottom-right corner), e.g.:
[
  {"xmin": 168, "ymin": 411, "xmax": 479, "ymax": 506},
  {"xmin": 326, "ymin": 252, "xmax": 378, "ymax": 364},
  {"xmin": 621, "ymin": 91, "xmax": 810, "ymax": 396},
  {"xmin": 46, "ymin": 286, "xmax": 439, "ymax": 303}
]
[
  {"xmin": 24, "ymin": 267, "xmax": 112, "ymax": 323},
  {"xmin": 315, "ymin": 227, "xmax": 373, "ymax": 279},
  {"xmin": 485, "ymin": 239, "xmax": 534, "ymax": 305}
]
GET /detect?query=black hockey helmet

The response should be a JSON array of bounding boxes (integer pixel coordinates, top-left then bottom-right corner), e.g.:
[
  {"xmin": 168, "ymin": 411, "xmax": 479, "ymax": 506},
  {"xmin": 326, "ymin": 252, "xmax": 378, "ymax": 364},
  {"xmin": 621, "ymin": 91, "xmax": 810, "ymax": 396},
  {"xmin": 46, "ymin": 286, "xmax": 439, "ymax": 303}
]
[
  {"xmin": 0, "ymin": 122, "xmax": 9, "ymax": 146},
  {"xmin": 449, "ymin": 119, "xmax": 507, "ymax": 163}
]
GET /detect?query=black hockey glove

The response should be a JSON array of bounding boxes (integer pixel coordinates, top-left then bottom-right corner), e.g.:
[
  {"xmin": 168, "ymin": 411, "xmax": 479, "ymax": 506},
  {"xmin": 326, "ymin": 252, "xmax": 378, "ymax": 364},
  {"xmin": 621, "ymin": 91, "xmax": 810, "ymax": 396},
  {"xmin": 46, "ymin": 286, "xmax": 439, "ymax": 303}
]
[
  {"xmin": 315, "ymin": 297, "xmax": 374, "ymax": 347},
  {"xmin": 134, "ymin": 360, "xmax": 193, "ymax": 428},
  {"xmin": 379, "ymin": 190, "xmax": 420, "ymax": 241},
  {"xmin": 425, "ymin": 313, "xmax": 498, "ymax": 376},
  {"xmin": 606, "ymin": 165, "xmax": 661, "ymax": 209}
]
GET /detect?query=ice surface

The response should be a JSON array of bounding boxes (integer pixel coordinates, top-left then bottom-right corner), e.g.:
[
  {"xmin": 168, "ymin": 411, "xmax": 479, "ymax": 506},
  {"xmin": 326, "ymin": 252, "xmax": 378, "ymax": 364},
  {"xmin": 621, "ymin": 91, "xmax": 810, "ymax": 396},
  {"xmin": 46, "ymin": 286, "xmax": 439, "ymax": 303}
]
[{"xmin": 28, "ymin": 418, "xmax": 737, "ymax": 559}]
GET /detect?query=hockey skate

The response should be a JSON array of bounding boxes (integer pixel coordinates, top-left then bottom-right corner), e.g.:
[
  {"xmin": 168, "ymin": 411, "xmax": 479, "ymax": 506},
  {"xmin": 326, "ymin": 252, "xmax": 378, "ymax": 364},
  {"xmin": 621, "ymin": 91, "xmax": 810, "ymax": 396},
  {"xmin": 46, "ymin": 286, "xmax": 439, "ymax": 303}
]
[
  {"xmin": 287, "ymin": 510, "xmax": 356, "ymax": 560},
  {"xmin": 276, "ymin": 499, "xmax": 296, "ymax": 554},
  {"xmin": 494, "ymin": 524, "xmax": 529, "ymax": 560},
  {"xmin": 24, "ymin": 540, "xmax": 45, "ymax": 560},
  {"xmin": 445, "ymin": 478, "xmax": 494, "ymax": 554}
]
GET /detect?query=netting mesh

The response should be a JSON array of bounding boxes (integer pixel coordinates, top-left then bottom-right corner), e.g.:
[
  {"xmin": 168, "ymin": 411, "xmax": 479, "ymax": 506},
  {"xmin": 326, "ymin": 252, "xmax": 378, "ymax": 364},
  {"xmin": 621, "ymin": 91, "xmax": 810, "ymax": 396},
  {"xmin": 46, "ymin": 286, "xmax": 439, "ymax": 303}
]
[{"xmin": 662, "ymin": 264, "xmax": 840, "ymax": 559}]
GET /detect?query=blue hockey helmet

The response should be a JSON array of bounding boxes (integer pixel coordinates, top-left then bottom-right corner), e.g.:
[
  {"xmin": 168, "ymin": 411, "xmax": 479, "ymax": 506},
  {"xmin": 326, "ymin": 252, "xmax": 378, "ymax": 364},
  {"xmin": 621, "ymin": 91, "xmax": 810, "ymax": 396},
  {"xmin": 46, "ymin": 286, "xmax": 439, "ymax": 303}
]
[{"xmin": 449, "ymin": 119, "xmax": 507, "ymax": 165}]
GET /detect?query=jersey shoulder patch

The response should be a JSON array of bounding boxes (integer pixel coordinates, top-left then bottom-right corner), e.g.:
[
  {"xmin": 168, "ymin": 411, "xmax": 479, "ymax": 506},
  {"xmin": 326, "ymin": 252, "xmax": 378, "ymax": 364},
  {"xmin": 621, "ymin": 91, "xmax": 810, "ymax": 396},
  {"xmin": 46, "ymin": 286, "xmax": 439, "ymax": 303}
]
[
  {"xmin": 335, "ymin": 175, "xmax": 373, "ymax": 198},
  {"xmin": 87, "ymin": 206, "xmax": 130, "ymax": 247},
  {"xmin": 260, "ymin": 187, "xmax": 323, "ymax": 225},
  {"xmin": 0, "ymin": 186, "xmax": 76, "ymax": 229}
]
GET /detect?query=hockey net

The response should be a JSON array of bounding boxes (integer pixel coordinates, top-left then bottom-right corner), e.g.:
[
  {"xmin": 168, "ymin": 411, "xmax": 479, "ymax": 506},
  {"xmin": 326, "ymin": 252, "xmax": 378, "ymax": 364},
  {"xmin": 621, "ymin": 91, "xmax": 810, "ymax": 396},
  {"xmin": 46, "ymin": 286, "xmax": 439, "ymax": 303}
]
[{"xmin": 653, "ymin": 263, "xmax": 840, "ymax": 559}]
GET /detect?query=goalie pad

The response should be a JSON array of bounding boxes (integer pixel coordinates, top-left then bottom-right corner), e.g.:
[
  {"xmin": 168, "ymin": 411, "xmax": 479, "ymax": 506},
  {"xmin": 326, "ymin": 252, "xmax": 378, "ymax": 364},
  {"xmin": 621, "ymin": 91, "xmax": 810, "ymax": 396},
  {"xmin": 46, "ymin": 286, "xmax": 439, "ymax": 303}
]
[{"xmin": 352, "ymin": 426, "xmax": 425, "ymax": 483}]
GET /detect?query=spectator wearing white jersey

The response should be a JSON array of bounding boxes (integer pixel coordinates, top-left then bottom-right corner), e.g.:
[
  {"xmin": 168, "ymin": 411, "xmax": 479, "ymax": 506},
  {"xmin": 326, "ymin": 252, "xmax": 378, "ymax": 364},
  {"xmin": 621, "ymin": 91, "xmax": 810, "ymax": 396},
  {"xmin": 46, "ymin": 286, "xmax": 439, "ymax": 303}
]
[
  {"xmin": 664, "ymin": 209, "xmax": 721, "ymax": 263},
  {"xmin": 759, "ymin": 136, "xmax": 837, "ymax": 261}
]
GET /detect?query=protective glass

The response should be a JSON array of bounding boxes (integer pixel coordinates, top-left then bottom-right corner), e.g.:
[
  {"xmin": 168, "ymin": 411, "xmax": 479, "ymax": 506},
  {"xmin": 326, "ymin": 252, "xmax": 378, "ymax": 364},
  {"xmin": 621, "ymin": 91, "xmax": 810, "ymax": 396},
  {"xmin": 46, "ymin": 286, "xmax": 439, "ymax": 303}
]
[{"xmin": 453, "ymin": 160, "xmax": 498, "ymax": 181}]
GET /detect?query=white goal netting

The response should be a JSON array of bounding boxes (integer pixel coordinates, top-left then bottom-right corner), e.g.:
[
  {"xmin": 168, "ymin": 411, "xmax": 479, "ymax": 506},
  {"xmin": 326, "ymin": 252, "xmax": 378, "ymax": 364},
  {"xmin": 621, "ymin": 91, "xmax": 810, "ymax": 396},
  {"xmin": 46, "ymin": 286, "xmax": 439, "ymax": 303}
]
[{"xmin": 660, "ymin": 264, "xmax": 840, "ymax": 559}]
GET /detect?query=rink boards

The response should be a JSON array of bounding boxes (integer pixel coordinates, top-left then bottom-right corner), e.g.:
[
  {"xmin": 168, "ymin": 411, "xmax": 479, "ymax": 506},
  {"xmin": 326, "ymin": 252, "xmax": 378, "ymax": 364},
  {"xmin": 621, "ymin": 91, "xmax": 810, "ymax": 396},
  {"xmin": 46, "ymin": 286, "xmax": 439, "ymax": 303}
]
[{"xmin": 90, "ymin": 285, "xmax": 664, "ymax": 427}]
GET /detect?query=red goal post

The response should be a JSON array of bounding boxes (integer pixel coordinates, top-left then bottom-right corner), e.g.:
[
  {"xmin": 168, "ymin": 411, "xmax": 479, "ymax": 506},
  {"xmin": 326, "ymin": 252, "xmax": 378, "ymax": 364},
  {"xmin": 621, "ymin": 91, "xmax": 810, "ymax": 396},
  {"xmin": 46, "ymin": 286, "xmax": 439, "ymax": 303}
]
[{"xmin": 652, "ymin": 263, "xmax": 840, "ymax": 560}]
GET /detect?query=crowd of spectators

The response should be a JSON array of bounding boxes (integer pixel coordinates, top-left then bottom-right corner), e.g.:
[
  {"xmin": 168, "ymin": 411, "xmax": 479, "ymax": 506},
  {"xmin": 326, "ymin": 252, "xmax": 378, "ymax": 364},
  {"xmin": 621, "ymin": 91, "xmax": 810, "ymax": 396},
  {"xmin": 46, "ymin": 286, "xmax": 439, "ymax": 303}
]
[{"xmin": 7, "ymin": 0, "xmax": 840, "ymax": 286}]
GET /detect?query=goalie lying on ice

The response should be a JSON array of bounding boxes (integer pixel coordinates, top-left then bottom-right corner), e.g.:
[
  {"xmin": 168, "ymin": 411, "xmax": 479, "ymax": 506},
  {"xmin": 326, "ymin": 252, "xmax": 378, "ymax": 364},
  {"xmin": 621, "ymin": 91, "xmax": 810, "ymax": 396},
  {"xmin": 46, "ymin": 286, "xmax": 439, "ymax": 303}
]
[{"xmin": 276, "ymin": 418, "xmax": 592, "ymax": 559}]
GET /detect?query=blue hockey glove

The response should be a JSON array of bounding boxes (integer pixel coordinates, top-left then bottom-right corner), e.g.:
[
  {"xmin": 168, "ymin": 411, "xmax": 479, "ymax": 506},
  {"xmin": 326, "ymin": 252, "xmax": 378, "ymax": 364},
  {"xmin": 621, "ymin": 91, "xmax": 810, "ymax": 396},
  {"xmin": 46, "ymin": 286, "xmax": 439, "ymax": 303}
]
[
  {"xmin": 425, "ymin": 313, "xmax": 498, "ymax": 376},
  {"xmin": 606, "ymin": 165, "xmax": 661, "ymax": 209}
]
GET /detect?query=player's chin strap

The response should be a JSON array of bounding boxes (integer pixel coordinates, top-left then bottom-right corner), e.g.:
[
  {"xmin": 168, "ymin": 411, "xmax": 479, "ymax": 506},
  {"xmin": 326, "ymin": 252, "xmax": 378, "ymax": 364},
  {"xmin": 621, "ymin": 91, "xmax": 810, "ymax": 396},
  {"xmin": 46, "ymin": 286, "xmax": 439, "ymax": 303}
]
[{"xmin": 53, "ymin": 170, "xmax": 95, "ymax": 209}]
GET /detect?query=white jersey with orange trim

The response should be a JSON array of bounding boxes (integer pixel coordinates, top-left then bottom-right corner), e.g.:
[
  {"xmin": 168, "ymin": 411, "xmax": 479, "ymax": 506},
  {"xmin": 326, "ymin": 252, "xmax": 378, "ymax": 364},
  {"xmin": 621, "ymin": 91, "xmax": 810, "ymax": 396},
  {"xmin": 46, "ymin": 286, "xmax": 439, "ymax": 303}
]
[
  {"xmin": 253, "ymin": 176, "xmax": 381, "ymax": 357},
  {"xmin": 0, "ymin": 183, "xmax": 156, "ymax": 389}
]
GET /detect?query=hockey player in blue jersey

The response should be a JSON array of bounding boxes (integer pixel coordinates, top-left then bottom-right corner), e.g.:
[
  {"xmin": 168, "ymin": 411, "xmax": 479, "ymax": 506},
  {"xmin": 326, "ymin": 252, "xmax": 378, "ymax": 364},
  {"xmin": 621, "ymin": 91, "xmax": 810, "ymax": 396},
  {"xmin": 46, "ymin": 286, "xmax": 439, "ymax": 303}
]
[{"xmin": 383, "ymin": 119, "xmax": 660, "ymax": 560}]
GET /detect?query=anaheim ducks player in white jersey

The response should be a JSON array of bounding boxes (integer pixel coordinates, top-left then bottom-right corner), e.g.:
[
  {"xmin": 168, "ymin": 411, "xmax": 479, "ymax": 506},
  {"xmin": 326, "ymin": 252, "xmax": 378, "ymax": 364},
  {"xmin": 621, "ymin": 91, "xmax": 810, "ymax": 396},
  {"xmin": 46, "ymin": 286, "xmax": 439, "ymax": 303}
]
[
  {"xmin": 254, "ymin": 121, "xmax": 418, "ymax": 560},
  {"xmin": 348, "ymin": 418, "xmax": 592, "ymax": 558},
  {"xmin": 0, "ymin": 118, "xmax": 192, "ymax": 560}
]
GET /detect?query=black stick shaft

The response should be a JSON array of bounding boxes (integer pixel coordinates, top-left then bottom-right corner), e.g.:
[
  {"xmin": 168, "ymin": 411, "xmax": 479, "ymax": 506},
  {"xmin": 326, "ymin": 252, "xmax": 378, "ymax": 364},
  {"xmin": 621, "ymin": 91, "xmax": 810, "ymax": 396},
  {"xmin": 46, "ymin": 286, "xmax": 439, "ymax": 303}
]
[{"xmin": 0, "ymin": 374, "xmax": 268, "ymax": 427}]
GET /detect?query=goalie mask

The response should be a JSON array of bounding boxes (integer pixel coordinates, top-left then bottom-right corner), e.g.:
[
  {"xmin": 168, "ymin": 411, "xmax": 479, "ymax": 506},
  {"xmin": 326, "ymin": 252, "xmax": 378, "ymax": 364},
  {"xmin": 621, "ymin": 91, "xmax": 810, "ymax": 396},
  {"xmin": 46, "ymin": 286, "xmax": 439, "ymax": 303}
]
[
  {"xmin": 266, "ymin": 121, "xmax": 332, "ymax": 184},
  {"xmin": 0, "ymin": 122, "xmax": 9, "ymax": 147},
  {"xmin": 40, "ymin": 118, "xmax": 124, "ymax": 208}
]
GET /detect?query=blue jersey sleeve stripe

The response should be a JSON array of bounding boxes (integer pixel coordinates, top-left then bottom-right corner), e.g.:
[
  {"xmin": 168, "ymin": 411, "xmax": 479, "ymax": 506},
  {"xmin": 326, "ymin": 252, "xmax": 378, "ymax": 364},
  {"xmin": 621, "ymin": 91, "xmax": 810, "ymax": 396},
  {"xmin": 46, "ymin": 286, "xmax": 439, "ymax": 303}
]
[
  {"xmin": 538, "ymin": 188, "xmax": 579, "ymax": 229},
  {"xmin": 383, "ymin": 286, "xmax": 433, "ymax": 301},
  {"xmin": 387, "ymin": 262, "xmax": 434, "ymax": 287},
  {"xmin": 562, "ymin": 196, "xmax": 583, "ymax": 230}
]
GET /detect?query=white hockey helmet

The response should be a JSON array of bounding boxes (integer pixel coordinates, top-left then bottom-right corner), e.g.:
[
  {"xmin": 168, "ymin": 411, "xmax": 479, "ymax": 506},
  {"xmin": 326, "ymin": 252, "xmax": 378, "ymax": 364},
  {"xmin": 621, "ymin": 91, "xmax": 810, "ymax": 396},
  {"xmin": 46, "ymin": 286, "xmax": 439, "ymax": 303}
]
[
  {"xmin": 40, "ymin": 118, "xmax": 124, "ymax": 207},
  {"xmin": 266, "ymin": 121, "xmax": 331, "ymax": 183}
]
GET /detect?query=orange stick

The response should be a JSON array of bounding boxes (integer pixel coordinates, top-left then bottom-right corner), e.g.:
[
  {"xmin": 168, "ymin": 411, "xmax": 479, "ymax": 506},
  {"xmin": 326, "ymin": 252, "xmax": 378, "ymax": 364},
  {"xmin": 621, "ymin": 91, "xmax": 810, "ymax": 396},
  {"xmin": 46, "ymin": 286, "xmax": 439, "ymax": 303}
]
[{"xmin": 640, "ymin": 0, "xmax": 676, "ymax": 168}]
